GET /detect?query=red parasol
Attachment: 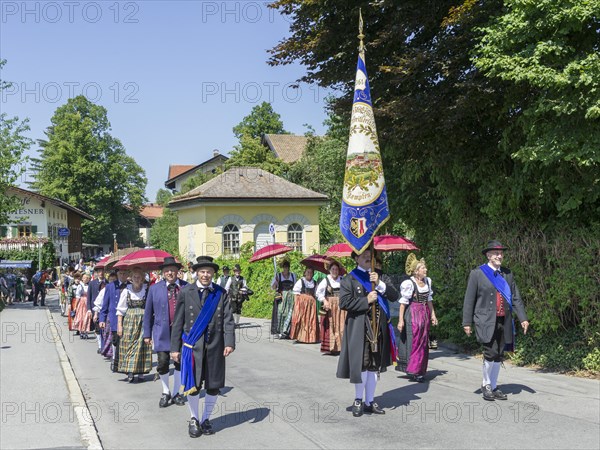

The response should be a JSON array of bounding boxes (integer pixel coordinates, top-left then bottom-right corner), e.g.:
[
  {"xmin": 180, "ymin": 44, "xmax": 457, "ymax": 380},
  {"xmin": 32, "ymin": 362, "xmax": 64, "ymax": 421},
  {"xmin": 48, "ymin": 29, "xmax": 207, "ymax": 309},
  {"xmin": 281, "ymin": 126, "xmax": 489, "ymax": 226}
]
[
  {"xmin": 373, "ymin": 235, "xmax": 419, "ymax": 252},
  {"xmin": 301, "ymin": 254, "xmax": 347, "ymax": 275},
  {"xmin": 95, "ymin": 255, "xmax": 111, "ymax": 269},
  {"xmin": 104, "ymin": 247, "xmax": 142, "ymax": 269},
  {"xmin": 113, "ymin": 249, "xmax": 175, "ymax": 271},
  {"xmin": 325, "ymin": 235, "xmax": 419, "ymax": 257},
  {"xmin": 249, "ymin": 243, "xmax": 293, "ymax": 263},
  {"xmin": 324, "ymin": 243, "xmax": 353, "ymax": 258}
]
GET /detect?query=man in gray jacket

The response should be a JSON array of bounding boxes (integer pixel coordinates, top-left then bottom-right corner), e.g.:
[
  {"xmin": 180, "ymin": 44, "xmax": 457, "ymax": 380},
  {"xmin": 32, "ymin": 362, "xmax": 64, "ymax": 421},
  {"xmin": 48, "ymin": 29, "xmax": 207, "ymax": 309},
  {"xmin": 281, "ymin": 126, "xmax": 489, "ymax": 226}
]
[{"xmin": 463, "ymin": 240, "xmax": 529, "ymax": 401}]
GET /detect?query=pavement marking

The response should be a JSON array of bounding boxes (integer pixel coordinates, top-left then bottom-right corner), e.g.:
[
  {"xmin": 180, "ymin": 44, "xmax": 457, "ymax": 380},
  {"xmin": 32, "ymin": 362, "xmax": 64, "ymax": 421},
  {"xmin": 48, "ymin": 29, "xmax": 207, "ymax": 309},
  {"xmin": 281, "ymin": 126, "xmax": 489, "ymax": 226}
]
[{"xmin": 46, "ymin": 308, "xmax": 103, "ymax": 450}]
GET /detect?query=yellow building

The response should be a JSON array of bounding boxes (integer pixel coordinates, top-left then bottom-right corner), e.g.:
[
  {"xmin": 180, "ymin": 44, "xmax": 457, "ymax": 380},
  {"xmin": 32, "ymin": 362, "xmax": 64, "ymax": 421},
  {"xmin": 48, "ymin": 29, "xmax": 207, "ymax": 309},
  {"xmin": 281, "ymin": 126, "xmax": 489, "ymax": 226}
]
[{"xmin": 168, "ymin": 167, "xmax": 327, "ymax": 260}]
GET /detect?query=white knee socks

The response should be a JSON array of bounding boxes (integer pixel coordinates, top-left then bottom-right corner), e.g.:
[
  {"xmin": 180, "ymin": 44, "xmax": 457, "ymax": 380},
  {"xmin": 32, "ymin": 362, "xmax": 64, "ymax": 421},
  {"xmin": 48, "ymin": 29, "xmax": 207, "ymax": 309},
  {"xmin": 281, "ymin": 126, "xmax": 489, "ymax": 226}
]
[
  {"xmin": 173, "ymin": 370, "xmax": 181, "ymax": 396},
  {"xmin": 188, "ymin": 393, "xmax": 199, "ymax": 420},
  {"xmin": 159, "ymin": 373, "xmax": 170, "ymax": 394},
  {"xmin": 202, "ymin": 394, "xmax": 217, "ymax": 422},
  {"xmin": 354, "ymin": 371, "xmax": 368, "ymax": 400},
  {"xmin": 365, "ymin": 371, "xmax": 377, "ymax": 406},
  {"xmin": 482, "ymin": 360, "xmax": 494, "ymax": 386},
  {"xmin": 490, "ymin": 362, "xmax": 501, "ymax": 389}
]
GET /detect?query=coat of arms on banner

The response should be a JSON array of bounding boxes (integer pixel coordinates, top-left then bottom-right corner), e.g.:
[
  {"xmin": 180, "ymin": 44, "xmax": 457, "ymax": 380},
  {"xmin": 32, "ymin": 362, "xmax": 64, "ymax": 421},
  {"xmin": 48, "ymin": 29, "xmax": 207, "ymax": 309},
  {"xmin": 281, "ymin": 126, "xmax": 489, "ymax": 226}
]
[{"xmin": 350, "ymin": 217, "xmax": 368, "ymax": 238}]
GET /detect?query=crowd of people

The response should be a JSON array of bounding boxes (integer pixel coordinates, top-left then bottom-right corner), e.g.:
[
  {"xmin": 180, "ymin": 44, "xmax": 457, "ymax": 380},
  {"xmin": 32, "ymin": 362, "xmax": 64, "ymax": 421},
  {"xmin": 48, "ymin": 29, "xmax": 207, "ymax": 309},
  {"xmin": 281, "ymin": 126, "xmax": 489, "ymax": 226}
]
[{"xmin": 7, "ymin": 238, "xmax": 529, "ymax": 437}]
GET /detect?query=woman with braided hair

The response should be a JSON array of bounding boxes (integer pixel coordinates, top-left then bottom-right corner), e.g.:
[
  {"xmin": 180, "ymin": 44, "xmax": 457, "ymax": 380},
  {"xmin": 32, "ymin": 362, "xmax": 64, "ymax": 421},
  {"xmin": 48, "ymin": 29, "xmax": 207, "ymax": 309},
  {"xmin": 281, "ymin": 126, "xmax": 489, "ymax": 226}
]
[{"xmin": 396, "ymin": 253, "xmax": 438, "ymax": 382}]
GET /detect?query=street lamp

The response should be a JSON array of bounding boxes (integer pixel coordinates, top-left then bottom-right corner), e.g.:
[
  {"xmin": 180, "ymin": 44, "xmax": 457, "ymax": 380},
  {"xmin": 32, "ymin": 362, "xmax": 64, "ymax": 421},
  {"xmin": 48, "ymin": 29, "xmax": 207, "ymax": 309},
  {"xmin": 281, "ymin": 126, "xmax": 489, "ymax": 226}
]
[
  {"xmin": 113, "ymin": 233, "xmax": 117, "ymax": 254},
  {"xmin": 36, "ymin": 232, "xmax": 44, "ymax": 271}
]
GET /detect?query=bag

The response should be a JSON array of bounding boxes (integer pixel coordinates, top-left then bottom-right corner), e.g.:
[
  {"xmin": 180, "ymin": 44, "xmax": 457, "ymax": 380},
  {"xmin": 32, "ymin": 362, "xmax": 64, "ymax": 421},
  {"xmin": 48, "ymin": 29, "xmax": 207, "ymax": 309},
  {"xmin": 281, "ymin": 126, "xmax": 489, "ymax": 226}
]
[
  {"xmin": 70, "ymin": 310, "xmax": 76, "ymax": 318},
  {"xmin": 32, "ymin": 271, "xmax": 43, "ymax": 284}
]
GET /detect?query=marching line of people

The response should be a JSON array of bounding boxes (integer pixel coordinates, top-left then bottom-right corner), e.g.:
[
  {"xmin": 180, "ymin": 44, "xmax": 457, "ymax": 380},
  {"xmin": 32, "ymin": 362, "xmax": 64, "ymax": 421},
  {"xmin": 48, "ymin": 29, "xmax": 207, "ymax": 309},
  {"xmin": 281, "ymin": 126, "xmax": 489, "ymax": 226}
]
[{"xmin": 50, "ymin": 238, "xmax": 529, "ymax": 436}]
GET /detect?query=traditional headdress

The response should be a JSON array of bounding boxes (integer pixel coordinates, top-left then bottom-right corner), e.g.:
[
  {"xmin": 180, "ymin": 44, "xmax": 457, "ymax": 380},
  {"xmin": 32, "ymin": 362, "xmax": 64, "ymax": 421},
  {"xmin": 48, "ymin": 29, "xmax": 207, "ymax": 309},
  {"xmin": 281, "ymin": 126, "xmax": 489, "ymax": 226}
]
[{"xmin": 405, "ymin": 253, "xmax": 426, "ymax": 275}]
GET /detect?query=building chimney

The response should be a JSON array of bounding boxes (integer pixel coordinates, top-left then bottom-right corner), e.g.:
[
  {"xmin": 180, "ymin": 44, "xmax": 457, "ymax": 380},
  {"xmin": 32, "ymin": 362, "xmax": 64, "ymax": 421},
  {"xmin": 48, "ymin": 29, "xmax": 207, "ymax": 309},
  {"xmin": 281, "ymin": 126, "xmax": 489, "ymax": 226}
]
[{"xmin": 213, "ymin": 149, "xmax": 220, "ymax": 157}]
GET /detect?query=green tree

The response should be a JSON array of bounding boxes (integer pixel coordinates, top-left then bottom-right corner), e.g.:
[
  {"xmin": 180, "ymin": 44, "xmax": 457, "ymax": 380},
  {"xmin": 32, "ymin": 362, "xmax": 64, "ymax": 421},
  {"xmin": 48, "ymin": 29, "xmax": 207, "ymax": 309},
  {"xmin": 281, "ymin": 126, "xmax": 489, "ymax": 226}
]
[
  {"xmin": 0, "ymin": 59, "xmax": 30, "ymax": 225},
  {"xmin": 149, "ymin": 208, "xmax": 179, "ymax": 257},
  {"xmin": 474, "ymin": 0, "xmax": 600, "ymax": 219},
  {"xmin": 226, "ymin": 102, "xmax": 289, "ymax": 174},
  {"xmin": 30, "ymin": 96, "xmax": 147, "ymax": 244},
  {"xmin": 232, "ymin": 101, "xmax": 286, "ymax": 140},
  {"xmin": 180, "ymin": 171, "xmax": 215, "ymax": 194},
  {"xmin": 225, "ymin": 133, "xmax": 288, "ymax": 175},
  {"xmin": 155, "ymin": 188, "xmax": 172, "ymax": 207}
]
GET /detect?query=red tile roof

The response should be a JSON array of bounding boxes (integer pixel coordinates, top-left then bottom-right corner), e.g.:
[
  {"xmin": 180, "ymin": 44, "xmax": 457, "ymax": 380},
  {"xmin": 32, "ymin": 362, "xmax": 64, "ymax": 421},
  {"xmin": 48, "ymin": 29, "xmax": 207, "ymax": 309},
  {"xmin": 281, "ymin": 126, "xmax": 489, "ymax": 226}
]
[
  {"xmin": 139, "ymin": 203, "xmax": 163, "ymax": 220},
  {"xmin": 168, "ymin": 165, "xmax": 196, "ymax": 181}
]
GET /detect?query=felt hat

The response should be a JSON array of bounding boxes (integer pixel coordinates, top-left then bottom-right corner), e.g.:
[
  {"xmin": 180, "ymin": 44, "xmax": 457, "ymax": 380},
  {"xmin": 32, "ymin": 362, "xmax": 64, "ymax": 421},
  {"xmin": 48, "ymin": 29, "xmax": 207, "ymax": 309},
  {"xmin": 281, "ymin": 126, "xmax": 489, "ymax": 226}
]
[
  {"xmin": 159, "ymin": 256, "xmax": 182, "ymax": 270},
  {"xmin": 192, "ymin": 255, "xmax": 219, "ymax": 272},
  {"xmin": 482, "ymin": 240, "xmax": 508, "ymax": 255}
]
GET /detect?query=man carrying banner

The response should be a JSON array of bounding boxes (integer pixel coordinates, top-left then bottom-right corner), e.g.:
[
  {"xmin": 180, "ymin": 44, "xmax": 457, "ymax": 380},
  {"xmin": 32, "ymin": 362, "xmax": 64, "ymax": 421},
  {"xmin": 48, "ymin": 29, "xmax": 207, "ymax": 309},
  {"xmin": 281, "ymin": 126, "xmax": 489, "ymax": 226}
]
[
  {"xmin": 170, "ymin": 256, "xmax": 235, "ymax": 438},
  {"xmin": 336, "ymin": 249, "xmax": 398, "ymax": 417},
  {"xmin": 463, "ymin": 240, "xmax": 529, "ymax": 401},
  {"xmin": 337, "ymin": 12, "xmax": 397, "ymax": 417}
]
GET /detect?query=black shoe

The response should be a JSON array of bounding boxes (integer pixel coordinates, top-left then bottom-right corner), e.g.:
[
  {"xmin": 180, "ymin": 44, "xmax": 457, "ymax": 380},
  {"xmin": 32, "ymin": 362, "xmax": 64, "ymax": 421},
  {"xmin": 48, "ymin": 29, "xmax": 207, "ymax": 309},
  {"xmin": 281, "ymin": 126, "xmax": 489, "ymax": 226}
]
[
  {"xmin": 200, "ymin": 419, "xmax": 214, "ymax": 435},
  {"xmin": 493, "ymin": 388, "xmax": 507, "ymax": 400},
  {"xmin": 172, "ymin": 393, "xmax": 185, "ymax": 406},
  {"xmin": 352, "ymin": 399, "xmax": 363, "ymax": 417},
  {"xmin": 364, "ymin": 402, "xmax": 385, "ymax": 415},
  {"xmin": 159, "ymin": 393, "xmax": 172, "ymax": 408},
  {"xmin": 482, "ymin": 384, "xmax": 495, "ymax": 401},
  {"xmin": 127, "ymin": 373, "xmax": 134, "ymax": 383},
  {"xmin": 97, "ymin": 349, "xmax": 102, "ymax": 354},
  {"xmin": 188, "ymin": 418, "xmax": 202, "ymax": 438}
]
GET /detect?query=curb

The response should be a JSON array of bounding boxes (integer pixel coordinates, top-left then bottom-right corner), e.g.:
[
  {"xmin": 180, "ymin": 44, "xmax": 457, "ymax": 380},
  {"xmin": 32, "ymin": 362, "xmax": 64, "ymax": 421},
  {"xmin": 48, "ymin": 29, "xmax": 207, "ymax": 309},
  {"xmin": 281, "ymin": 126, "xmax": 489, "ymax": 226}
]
[{"xmin": 46, "ymin": 307, "xmax": 103, "ymax": 450}]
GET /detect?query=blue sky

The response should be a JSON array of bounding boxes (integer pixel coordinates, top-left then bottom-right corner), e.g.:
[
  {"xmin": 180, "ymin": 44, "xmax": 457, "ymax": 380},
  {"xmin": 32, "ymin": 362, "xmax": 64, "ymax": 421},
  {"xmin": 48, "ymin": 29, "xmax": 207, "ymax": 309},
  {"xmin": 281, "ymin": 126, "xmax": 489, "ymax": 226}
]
[{"xmin": 1, "ymin": 1, "xmax": 335, "ymax": 200}]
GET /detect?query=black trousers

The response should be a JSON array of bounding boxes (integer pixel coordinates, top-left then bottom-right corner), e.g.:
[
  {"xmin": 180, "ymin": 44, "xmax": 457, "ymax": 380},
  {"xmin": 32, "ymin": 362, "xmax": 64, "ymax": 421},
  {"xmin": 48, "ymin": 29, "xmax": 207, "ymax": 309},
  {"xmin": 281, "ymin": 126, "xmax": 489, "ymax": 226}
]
[
  {"xmin": 482, "ymin": 317, "xmax": 505, "ymax": 362},
  {"xmin": 156, "ymin": 351, "xmax": 181, "ymax": 375},
  {"xmin": 33, "ymin": 283, "xmax": 46, "ymax": 305}
]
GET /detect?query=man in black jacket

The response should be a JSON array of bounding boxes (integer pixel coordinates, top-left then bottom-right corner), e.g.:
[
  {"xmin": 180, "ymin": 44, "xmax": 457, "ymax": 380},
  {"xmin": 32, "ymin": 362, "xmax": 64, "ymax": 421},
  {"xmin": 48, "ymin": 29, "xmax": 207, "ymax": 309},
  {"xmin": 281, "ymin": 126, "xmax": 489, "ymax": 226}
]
[
  {"xmin": 463, "ymin": 240, "xmax": 529, "ymax": 401},
  {"xmin": 336, "ymin": 249, "xmax": 399, "ymax": 417},
  {"xmin": 171, "ymin": 256, "xmax": 235, "ymax": 438}
]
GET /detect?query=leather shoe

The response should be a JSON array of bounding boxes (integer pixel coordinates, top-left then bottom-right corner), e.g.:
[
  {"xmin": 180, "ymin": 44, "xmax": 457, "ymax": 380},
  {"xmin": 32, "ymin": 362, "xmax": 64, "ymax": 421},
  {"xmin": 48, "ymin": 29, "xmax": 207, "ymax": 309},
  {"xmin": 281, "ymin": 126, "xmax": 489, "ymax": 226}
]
[
  {"xmin": 482, "ymin": 384, "xmax": 495, "ymax": 401},
  {"xmin": 172, "ymin": 393, "xmax": 185, "ymax": 406},
  {"xmin": 364, "ymin": 402, "xmax": 385, "ymax": 415},
  {"xmin": 188, "ymin": 418, "xmax": 202, "ymax": 438},
  {"xmin": 493, "ymin": 388, "xmax": 507, "ymax": 400},
  {"xmin": 159, "ymin": 393, "xmax": 171, "ymax": 408},
  {"xmin": 200, "ymin": 419, "xmax": 214, "ymax": 435},
  {"xmin": 352, "ymin": 399, "xmax": 363, "ymax": 417}
]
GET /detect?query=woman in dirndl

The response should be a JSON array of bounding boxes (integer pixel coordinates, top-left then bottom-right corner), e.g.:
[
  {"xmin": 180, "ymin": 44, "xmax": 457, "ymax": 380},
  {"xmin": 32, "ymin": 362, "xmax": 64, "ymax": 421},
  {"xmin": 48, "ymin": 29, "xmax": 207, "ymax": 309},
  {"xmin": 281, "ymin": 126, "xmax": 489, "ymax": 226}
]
[
  {"xmin": 116, "ymin": 267, "xmax": 152, "ymax": 382},
  {"xmin": 270, "ymin": 259, "xmax": 296, "ymax": 339},
  {"xmin": 289, "ymin": 268, "xmax": 320, "ymax": 343},
  {"xmin": 396, "ymin": 254, "xmax": 438, "ymax": 382},
  {"xmin": 66, "ymin": 272, "xmax": 81, "ymax": 333},
  {"xmin": 317, "ymin": 260, "xmax": 346, "ymax": 354},
  {"xmin": 73, "ymin": 273, "xmax": 92, "ymax": 339}
]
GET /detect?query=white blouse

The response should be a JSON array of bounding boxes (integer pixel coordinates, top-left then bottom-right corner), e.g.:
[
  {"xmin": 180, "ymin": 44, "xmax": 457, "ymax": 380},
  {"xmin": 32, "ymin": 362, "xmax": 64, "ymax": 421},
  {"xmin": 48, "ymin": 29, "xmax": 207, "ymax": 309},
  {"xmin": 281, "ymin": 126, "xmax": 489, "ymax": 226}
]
[
  {"xmin": 93, "ymin": 287, "xmax": 106, "ymax": 312},
  {"xmin": 316, "ymin": 275, "xmax": 342, "ymax": 301},
  {"xmin": 116, "ymin": 285, "xmax": 147, "ymax": 316},
  {"xmin": 293, "ymin": 278, "xmax": 316, "ymax": 295},
  {"xmin": 400, "ymin": 276, "xmax": 433, "ymax": 305},
  {"xmin": 75, "ymin": 284, "xmax": 89, "ymax": 298}
]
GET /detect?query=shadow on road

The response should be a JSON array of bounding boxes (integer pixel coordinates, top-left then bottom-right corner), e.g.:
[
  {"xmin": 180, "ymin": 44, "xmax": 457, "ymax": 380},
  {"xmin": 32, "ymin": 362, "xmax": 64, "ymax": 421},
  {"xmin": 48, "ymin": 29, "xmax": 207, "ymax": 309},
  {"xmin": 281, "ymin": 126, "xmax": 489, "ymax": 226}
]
[{"xmin": 211, "ymin": 407, "xmax": 272, "ymax": 431}]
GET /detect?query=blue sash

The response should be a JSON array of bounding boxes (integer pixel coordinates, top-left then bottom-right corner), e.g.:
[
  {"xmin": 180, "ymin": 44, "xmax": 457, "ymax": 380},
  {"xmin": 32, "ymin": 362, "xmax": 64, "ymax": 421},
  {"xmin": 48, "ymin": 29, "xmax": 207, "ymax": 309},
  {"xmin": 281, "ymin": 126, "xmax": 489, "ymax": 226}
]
[
  {"xmin": 180, "ymin": 283, "xmax": 223, "ymax": 395},
  {"xmin": 350, "ymin": 269, "xmax": 398, "ymax": 362},
  {"xmin": 479, "ymin": 265, "xmax": 515, "ymax": 351}
]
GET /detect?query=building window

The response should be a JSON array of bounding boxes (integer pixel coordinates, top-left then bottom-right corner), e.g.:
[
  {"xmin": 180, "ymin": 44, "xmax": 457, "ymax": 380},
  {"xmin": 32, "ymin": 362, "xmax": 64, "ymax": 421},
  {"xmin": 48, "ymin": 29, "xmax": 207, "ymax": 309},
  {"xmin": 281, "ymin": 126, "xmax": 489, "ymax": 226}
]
[
  {"xmin": 18, "ymin": 225, "xmax": 32, "ymax": 237},
  {"xmin": 287, "ymin": 223, "xmax": 303, "ymax": 252},
  {"xmin": 222, "ymin": 224, "xmax": 240, "ymax": 255}
]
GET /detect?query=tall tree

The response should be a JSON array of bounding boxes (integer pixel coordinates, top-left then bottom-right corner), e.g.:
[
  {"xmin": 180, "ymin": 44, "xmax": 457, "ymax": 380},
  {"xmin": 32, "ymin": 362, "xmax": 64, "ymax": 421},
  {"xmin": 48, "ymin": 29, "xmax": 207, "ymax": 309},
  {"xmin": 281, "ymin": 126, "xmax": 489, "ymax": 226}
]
[
  {"xmin": 155, "ymin": 188, "xmax": 173, "ymax": 207},
  {"xmin": 0, "ymin": 59, "xmax": 31, "ymax": 226},
  {"xmin": 474, "ymin": 0, "xmax": 600, "ymax": 220},
  {"xmin": 226, "ymin": 102, "xmax": 289, "ymax": 174},
  {"xmin": 149, "ymin": 208, "xmax": 179, "ymax": 257},
  {"xmin": 31, "ymin": 96, "xmax": 147, "ymax": 244},
  {"xmin": 232, "ymin": 101, "xmax": 286, "ymax": 140}
]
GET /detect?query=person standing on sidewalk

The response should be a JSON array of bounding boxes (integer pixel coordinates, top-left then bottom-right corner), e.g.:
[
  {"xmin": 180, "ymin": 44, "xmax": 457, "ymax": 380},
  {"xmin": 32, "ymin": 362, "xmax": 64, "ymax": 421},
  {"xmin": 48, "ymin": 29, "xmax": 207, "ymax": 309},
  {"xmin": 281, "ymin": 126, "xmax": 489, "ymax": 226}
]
[
  {"xmin": 143, "ymin": 256, "xmax": 188, "ymax": 408},
  {"xmin": 171, "ymin": 256, "xmax": 235, "ymax": 438},
  {"xmin": 463, "ymin": 240, "xmax": 529, "ymax": 401}
]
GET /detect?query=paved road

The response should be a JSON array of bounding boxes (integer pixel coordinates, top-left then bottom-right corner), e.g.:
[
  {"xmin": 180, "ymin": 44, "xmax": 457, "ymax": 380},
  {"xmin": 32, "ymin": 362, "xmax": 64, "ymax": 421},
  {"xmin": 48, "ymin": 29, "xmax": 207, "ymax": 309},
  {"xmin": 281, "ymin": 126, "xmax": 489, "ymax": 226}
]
[{"xmin": 1, "ymin": 291, "xmax": 599, "ymax": 449}]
